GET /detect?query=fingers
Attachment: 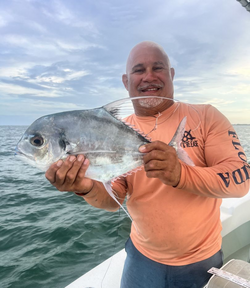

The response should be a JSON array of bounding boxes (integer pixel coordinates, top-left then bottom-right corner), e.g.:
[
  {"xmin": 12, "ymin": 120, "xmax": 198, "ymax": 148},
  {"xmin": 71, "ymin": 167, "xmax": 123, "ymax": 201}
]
[
  {"xmin": 62, "ymin": 155, "xmax": 85, "ymax": 186},
  {"xmin": 140, "ymin": 141, "xmax": 175, "ymax": 167},
  {"xmin": 45, "ymin": 161, "xmax": 60, "ymax": 184},
  {"xmin": 45, "ymin": 154, "xmax": 95, "ymax": 194},
  {"xmin": 139, "ymin": 141, "xmax": 168, "ymax": 153},
  {"xmin": 55, "ymin": 156, "xmax": 78, "ymax": 186},
  {"xmin": 73, "ymin": 158, "xmax": 94, "ymax": 190},
  {"xmin": 139, "ymin": 140, "xmax": 181, "ymax": 186},
  {"xmin": 76, "ymin": 158, "xmax": 90, "ymax": 180},
  {"xmin": 45, "ymin": 155, "xmax": 86, "ymax": 190}
]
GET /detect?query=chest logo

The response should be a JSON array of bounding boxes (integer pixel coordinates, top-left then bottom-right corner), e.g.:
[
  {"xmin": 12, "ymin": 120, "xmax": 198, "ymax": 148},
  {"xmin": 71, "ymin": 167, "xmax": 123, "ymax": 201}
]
[{"xmin": 181, "ymin": 130, "xmax": 198, "ymax": 148}]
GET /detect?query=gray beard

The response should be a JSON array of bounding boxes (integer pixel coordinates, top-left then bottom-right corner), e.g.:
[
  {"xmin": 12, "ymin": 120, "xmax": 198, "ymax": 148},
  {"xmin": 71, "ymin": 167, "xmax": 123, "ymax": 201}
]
[{"xmin": 138, "ymin": 97, "xmax": 165, "ymax": 108}]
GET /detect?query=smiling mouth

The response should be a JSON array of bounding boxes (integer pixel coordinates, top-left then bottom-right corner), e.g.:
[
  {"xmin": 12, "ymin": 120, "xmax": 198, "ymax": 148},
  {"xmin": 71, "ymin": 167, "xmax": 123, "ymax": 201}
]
[
  {"xmin": 139, "ymin": 85, "xmax": 162, "ymax": 93},
  {"xmin": 142, "ymin": 88, "xmax": 159, "ymax": 93}
]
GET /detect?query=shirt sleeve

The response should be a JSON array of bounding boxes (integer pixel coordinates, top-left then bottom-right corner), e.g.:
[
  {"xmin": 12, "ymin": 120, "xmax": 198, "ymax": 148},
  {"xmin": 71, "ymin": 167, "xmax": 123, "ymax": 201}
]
[{"xmin": 177, "ymin": 105, "xmax": 250, "ymax": 198}]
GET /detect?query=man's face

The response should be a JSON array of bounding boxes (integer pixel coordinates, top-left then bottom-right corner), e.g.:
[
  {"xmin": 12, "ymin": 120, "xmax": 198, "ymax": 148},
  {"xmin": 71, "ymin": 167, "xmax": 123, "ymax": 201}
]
[{"xmin": 122, "ymin": 45, "xmax": 175, "ymax": 101}]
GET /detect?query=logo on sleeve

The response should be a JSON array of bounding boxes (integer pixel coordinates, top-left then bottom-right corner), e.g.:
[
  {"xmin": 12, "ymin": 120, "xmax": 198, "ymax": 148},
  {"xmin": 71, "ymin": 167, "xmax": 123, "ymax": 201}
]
[{"xmin": 181, "ymin": 130, "xmax": 198, "ymax": 148}]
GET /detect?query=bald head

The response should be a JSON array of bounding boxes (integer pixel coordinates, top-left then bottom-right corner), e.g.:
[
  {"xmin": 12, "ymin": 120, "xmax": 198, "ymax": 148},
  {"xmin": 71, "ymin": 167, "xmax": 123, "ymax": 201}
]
[
  {"xmin": 126, "ymin": 41, "xmax": 171, "ymax": 73},
  {"xmin": 122, "ymin": 41, "xmax": 175, "ymax": 114}
]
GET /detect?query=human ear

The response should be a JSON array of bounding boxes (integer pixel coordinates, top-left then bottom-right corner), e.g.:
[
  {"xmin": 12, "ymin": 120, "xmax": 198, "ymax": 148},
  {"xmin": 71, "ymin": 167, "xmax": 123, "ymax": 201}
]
[
  {"xmin": 122, "ymin": 74, "xmax": 129, "ymax": 91},
  {"xmin": 170, "ymin": 68, "xmax": 175, "ymax": 80}
]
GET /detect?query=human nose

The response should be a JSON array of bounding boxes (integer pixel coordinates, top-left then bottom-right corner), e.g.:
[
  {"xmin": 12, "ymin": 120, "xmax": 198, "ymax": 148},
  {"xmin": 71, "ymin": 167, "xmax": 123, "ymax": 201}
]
[{"xmin": 142, "ymin": 68, "xmax": 157, "ymax": 82}]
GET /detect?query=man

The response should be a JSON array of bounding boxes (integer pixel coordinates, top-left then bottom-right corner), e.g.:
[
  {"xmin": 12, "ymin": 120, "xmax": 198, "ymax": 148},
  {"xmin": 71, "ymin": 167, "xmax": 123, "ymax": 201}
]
[{"xmin": 46, "ymin": 41, "xmax": 250, "ymax": 287}]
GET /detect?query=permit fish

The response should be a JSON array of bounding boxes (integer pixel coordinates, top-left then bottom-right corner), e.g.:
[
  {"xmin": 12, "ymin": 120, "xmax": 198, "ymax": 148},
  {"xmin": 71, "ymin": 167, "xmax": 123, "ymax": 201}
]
[{"xmin": 15, "ymin": 96, "xmax": 194, "ymax": 219}]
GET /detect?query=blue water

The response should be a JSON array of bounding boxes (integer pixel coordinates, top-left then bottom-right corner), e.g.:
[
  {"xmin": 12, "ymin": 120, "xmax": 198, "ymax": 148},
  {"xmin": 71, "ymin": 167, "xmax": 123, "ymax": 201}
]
[
  {"xmin": 0, "ymin": 126, "xmax": 131, "ymax": 288},
  {"xmin": 0, "ymin": 125, "xmax": 249, "ymax": 288}
]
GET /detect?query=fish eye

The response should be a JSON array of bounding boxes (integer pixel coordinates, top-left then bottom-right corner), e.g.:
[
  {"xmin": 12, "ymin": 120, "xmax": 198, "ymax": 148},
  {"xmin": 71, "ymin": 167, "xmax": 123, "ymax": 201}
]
[{"xmin": 30, "ymin": 135, "xmax": 44, "ymax": 147}]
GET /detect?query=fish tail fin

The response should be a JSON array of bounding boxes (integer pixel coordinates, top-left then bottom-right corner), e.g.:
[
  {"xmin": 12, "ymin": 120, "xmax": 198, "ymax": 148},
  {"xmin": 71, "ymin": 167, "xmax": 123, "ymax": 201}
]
[
  {"xmin": 169, "ymin": 117, "xmax": 195, "ymax": 166},
  {"xmin": 103, "ymin": 181, "xmax": 133, "ymax": 222}
]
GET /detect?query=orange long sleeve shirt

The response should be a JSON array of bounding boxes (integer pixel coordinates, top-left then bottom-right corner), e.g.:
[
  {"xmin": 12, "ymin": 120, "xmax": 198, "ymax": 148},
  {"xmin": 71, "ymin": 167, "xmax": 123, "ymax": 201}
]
[{"xmin": 111, "ymin": 102, "xmax": 250, "ymax": 265}]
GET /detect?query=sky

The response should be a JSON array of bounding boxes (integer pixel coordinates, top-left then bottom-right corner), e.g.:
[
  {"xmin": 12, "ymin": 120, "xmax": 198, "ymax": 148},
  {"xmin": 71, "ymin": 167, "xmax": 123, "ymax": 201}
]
[{"xmin": 0, "ymin": 0, "xmax": 250, "ymax": 125}]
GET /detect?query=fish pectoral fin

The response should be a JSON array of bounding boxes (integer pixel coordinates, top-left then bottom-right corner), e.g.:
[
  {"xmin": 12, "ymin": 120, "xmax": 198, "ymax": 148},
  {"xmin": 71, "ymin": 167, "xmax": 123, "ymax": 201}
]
[{"xmin": 61, "ymin": 141, "xmax": 77, "ymax": 155}]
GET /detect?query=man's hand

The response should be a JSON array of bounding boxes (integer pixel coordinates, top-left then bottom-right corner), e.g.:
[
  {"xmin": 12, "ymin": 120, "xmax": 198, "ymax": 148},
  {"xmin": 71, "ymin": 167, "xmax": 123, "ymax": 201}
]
[
  {"xmin": 45, "ymin": 155, "xmax": 94, "ymax": 194},
  {"xmin": 139, "ymin": 141, "xmax": 181, "ymax": 187}
]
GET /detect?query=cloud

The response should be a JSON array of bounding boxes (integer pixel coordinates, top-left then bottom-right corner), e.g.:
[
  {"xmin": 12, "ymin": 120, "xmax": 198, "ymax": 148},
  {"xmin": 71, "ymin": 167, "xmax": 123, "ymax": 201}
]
[
  {"xmin": 0, "ymin": 11, "xmax": 13, "ymax": 27},
  {"xmin": 0, "ymin": 0, "xmax": 250, "ymax": 125}
]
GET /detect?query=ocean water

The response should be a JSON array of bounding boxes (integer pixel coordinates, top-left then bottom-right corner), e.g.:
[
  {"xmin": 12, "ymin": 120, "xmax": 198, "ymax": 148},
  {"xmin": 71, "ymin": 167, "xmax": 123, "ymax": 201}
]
[
  {"xmin": 0, "ymin": 125, "xmax": 249, "ymax": 288},
  {"xmin": 0, "ymin": 126, "xmax": 131, "ymax": 288}
]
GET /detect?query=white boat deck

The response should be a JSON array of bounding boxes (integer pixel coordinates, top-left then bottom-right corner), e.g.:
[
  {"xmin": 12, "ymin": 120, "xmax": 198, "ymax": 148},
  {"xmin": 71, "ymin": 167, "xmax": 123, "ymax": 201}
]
[{"xmin": 66, "ymin": 191, "xmax": 250, "ymax": 288}]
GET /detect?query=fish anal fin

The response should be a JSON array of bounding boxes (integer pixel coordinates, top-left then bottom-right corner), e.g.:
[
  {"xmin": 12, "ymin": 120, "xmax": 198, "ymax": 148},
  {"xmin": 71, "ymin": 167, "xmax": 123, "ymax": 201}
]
[{"xmin": 103, "ymin": 181, "xmax": 133, "ymax": 222}]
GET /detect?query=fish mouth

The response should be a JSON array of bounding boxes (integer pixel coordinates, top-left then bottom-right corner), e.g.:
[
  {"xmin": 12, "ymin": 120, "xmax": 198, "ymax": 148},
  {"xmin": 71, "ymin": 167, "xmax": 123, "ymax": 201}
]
[{"xmin": 15, "ymin": 147, "xmax": 34, "ymax": 161}]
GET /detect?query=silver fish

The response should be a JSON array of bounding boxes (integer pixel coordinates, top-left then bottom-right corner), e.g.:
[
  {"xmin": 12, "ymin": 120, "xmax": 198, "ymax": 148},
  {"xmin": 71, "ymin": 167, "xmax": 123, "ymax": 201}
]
[{"xmin": 15, "ymin": 96, "xmax": 194, "ymax": 219}]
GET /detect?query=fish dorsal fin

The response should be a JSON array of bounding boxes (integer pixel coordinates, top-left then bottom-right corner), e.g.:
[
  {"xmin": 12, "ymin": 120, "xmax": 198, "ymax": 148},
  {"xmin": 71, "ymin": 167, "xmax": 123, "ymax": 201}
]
[
  {"xmin": 120, "ymin": 121, "xmax": 152, "ymax": 142},
  {"xmin": 103, "ymin": 96, "xmax": 177, "ymax": 120},
  {"xmin": 103, "ymin": 96, "xmax": 177, "ymax": 142}
]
